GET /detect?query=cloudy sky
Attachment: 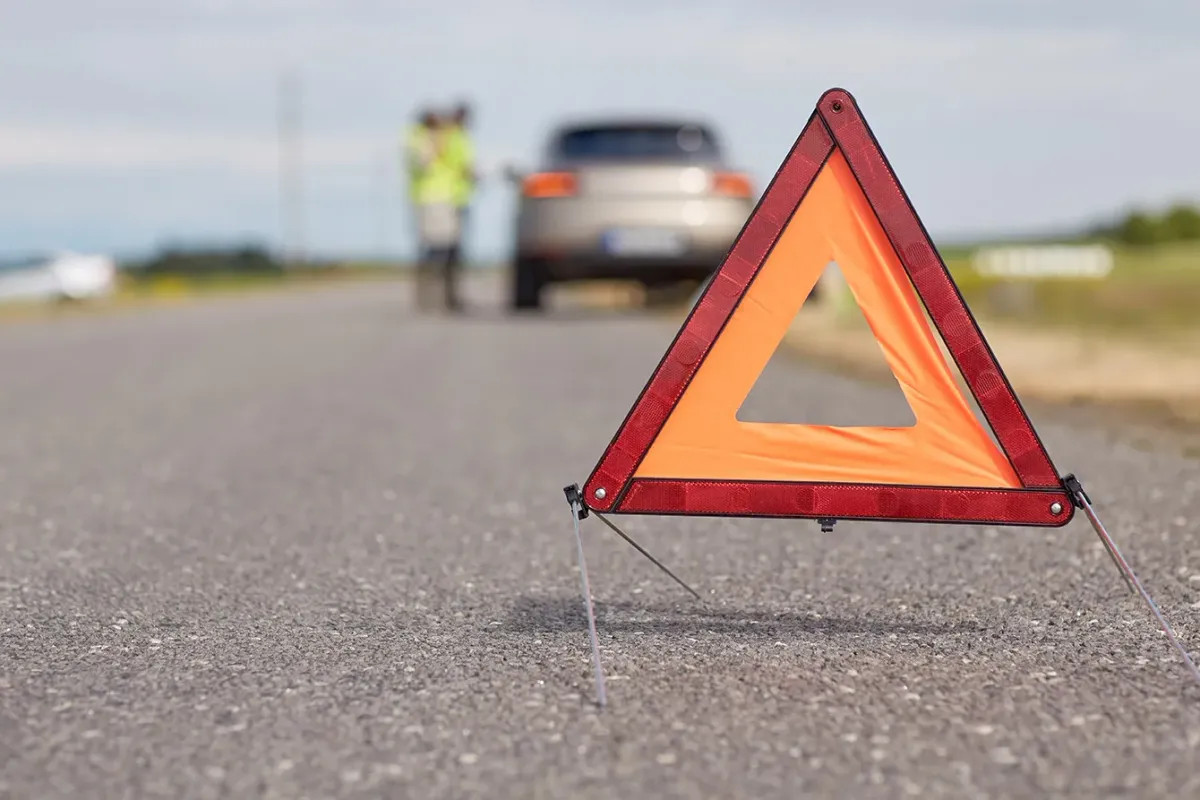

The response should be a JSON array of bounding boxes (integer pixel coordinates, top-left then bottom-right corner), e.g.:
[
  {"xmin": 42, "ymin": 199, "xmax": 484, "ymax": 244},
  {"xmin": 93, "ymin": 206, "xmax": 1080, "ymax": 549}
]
[{"xmin": 3, "ymin": 0, "xmax": 1199, "ymax": 261}]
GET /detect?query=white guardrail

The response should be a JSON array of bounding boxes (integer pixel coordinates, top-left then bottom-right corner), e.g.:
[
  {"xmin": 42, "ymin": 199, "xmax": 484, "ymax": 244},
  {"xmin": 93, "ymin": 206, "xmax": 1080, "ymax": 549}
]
[{"xmin": 970, "ymin": 244, "xmax": 1114, "ymax": 279}]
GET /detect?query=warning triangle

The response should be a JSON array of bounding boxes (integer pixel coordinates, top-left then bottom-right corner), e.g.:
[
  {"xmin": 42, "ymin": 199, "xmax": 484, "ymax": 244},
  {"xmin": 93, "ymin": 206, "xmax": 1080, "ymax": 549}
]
[{"xmin": 582, "ymin": 88, "xmax": 1073, "ymax": 528}]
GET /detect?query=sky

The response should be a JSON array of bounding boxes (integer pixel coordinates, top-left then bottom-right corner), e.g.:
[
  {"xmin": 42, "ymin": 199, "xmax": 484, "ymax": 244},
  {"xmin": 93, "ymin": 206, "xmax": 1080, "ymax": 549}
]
[{"xmin": 2, "ymin": 0, "xmax": 1200, "ymax": 262}]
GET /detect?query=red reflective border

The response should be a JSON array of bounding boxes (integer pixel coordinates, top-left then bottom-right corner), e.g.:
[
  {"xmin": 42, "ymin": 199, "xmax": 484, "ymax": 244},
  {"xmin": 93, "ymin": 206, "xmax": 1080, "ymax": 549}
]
[
  {"xmin": 582, "ymin": 88, "xmax": 1069, "ymax": 524},
  {"xmin": 815, "ymin": 89, "xmax": 1060, "ymax": 488},
  {"xmin": 617, "ymin": 480, "xmax": 1075, "ymax": 527}
]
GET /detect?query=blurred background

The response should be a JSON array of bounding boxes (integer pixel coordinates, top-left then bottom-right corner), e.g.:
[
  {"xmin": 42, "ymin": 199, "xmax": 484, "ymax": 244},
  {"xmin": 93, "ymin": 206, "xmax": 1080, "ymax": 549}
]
[
  {"xmin": 8, "ymin": 6, "xmax": 1200, "ymax": 792},
  {"xmin": 2, "ymin": 1, "xmax": 1199, "ymax": 332}
]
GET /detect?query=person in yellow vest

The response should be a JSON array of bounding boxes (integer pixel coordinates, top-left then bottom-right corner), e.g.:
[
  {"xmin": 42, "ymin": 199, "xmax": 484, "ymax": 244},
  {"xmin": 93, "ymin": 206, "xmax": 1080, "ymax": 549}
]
[
  {"xmin": 403, "ymin": 109, "xmax": 437, "ymax": 204},
  {"xmin": 441, "ymin": 102, "xmax": 478, "ymax": 288},
  {"xmin": 404, "ymin": 109, "xmax": 463, "ymax": 311}
]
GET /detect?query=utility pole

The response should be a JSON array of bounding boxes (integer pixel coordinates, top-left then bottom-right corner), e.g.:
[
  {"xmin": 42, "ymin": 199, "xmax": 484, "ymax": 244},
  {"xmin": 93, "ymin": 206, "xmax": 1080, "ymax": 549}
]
[{"xmin": 277, "ymin": 70, "xmax": 305, "ymax": 267}]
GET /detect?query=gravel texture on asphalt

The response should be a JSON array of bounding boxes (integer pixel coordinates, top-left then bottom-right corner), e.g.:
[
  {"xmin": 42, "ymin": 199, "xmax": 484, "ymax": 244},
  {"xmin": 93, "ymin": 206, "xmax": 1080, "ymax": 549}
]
[{"xmin": 2, "ymin": 275, "xmax": 1199, "ymax": 799}]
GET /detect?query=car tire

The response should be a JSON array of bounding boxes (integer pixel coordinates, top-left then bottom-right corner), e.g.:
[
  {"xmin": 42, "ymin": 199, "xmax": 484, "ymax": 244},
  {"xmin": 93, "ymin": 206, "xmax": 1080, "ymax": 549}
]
[{"xmin": 511, "ymin": 258, "xmax": 545, "ymax": 311}]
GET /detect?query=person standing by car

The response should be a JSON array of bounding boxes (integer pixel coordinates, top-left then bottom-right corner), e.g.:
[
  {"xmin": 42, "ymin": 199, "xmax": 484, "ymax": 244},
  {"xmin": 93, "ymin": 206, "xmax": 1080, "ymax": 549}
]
[
  {"xmin": 442, "ymin": 102, "xmax": 478, "ymax": 290},
  {"xmin": 404, "ymin": 108, "xmax": 438, "ymax": 309},
  {"xmin": 404, "ymin": 109, "xmax": 462, "ymax": 311}
]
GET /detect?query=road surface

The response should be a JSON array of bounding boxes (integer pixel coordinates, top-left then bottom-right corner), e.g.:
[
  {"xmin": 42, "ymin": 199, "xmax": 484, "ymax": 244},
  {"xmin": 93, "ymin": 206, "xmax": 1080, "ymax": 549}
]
[{"xmin": 2, "ymin": 274, "xmax": 1199, "ymax": 799}]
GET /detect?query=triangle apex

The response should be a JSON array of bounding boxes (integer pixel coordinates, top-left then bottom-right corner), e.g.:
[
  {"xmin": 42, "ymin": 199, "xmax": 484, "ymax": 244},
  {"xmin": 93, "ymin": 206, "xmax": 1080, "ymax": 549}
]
[{"xmin": 817, "ymin": 87, "xmax": 857, "ymax": 115}]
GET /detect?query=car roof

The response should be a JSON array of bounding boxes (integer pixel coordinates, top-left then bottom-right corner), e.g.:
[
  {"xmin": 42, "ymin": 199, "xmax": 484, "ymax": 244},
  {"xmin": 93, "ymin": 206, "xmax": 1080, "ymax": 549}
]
[
  {"xmin": 549, "ymin": 116, "xmax": 717, "ymax": 135},
  {"xmin": 540, "ymin": 117, "xmax": 728, "ymax": 167}
]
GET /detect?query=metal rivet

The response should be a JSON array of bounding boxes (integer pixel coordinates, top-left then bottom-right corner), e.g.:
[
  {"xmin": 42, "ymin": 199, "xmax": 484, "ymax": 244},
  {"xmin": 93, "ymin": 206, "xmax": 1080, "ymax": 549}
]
[
  {"xmin": 831, "ymin": 100, "xmax": 844, "ymax": 113},
  {"xmin": 1050, "ymin": 502, "xmax": 1063, "ymax": 515},
  {"xmin": 594, "ymin": 487, "xmax": 607, "ymax": 500}
]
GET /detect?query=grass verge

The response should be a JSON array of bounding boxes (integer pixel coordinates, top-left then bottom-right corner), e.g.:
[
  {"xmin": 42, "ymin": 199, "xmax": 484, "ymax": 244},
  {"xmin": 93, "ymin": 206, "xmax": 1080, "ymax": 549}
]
[
  {"xmin": 0, "ymin": 265, "xmax": 411, "ymax": 324},
  {"xmin": 944, "ymin": 241, "xmax": 1200, "ymax": 334}
]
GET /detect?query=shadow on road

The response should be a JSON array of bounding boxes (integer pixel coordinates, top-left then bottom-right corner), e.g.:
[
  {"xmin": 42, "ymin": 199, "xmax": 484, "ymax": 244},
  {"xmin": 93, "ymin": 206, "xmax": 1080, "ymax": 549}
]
[{"xmin": 500, "ymin": 594, "xmax": 979, "ymax": 638}]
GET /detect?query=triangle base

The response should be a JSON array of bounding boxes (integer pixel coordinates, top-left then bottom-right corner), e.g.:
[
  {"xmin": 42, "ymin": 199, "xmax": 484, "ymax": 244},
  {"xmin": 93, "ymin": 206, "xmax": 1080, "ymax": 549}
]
[{"xmin": 611, "ymin": 479, "xmax": 1074, "ymax": 527}]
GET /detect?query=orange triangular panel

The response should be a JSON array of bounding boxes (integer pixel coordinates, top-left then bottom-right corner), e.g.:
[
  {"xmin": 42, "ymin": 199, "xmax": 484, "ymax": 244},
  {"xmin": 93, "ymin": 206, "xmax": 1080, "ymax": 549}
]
[
  {"xmin": 635, "ymin": 149, "xmax": 1018, "ymax": 488},
  {"xmin": 582, "ymin": 88, "xmax": 1072, "ymax": 527}
]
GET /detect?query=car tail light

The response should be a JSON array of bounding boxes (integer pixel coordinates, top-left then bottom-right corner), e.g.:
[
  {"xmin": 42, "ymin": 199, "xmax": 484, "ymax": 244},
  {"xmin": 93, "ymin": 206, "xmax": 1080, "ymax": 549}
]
[
  {"xmin": 522, "ymin": 171, "xmax": 577, "ymax": 198},
  {"xmin": 712, "ymin": 171, "xmax": 753, "ymax": 198}
]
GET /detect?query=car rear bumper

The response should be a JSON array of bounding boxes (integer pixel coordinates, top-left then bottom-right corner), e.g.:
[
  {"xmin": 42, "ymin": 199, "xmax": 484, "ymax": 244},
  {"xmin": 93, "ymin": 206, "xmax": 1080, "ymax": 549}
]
[{"xmin": 514, "ymin": 195, "xmax": 753, "ymax": 264}]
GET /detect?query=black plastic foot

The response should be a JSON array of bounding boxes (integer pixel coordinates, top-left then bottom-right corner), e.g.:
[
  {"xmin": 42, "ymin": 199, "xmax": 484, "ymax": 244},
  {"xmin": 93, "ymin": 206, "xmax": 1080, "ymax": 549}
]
[{"xmin": 563, "ymin": 483, "xmax": 589, "ymax": 519}]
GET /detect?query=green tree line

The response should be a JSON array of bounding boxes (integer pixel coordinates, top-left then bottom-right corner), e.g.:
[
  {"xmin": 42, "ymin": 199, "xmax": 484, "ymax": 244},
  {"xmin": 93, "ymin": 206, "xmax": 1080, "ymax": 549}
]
[
  {"xmin": 1093, "ymin": 203, "xmax": 1200, "ymax": 246},
  {"xmin": 122, "ymin": 243, "xmax": 284, "ymax": 277}
]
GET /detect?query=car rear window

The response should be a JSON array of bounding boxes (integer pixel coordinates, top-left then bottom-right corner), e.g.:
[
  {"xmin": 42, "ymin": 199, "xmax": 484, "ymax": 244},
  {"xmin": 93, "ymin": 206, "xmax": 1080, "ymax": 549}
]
[{"xmin": 552, "ymin": 124, "xmax": 721, "ymax": 162}]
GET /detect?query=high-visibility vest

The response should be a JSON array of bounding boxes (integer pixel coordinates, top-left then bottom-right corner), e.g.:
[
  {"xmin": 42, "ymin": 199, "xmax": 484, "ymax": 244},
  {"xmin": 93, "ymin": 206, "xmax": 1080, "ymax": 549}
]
[
  {"xmin": 404, "ymin": 125, "xmax": 457, "ymax": 205},
  {"xmin": 403, "ymin": 125, "xmax": 428, "ymax": 197},
  {"xmin": 441, "ymin": 125, "xmax": 476, "ymax": 207}
]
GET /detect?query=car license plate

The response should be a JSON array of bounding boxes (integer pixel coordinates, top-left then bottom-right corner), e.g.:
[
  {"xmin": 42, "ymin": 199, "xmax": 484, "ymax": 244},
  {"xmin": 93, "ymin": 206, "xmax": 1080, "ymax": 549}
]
[{"xmin": 602, "ymin": 228, "xmax": 685, "ymax": 256}]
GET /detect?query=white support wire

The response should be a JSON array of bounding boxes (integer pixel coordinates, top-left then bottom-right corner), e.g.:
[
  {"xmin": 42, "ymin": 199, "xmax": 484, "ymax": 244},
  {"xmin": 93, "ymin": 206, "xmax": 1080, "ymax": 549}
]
[{"xmin": 1076, "ymin": 487, "xmax": 1200, "ymax": 686}]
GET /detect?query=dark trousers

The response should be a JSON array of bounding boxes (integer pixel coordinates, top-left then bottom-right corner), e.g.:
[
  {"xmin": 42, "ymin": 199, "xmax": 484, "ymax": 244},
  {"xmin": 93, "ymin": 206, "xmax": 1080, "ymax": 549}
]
[
  {"xmin": 415, "ymin": 246, "xmax": 461, "ymax": 311},
  {"xmin": 446, "ymin": 205, "xmax": 469, "ymax": 271},
  {"xmin": 413, "ymin": 205, "xmax": 468, "ymax": 312}
]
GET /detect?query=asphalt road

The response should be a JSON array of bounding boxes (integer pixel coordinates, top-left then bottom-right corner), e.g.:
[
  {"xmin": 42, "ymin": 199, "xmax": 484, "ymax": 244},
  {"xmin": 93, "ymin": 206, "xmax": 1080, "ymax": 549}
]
[{"xmin": 2, "ymin": 274, "xmax": 1199, "ymax": 799}]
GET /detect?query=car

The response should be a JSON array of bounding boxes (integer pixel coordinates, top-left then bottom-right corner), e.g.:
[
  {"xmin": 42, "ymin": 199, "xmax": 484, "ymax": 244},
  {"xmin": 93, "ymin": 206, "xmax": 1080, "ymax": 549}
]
[
  {"xmin": 0, "ymin": 251, "xmax": 117, "ymax": 304},
  {"xmin": 503, "ymin": 117, "xmax": 757, "ymax": 310}
]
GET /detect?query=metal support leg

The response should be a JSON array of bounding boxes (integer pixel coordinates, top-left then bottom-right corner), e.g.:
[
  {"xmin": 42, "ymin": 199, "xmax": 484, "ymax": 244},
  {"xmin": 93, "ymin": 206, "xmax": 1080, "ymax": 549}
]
[
  {"xmin": 594, "ymin": 511, "xmax": 701, "ymax": 601},
  {"xmin": 1074, "ymin": 486, "xmax": 1200, "ymax": 686},
  {"xmin": 569, "ymin": 498, "xmax": 607, "ymax": 707}
]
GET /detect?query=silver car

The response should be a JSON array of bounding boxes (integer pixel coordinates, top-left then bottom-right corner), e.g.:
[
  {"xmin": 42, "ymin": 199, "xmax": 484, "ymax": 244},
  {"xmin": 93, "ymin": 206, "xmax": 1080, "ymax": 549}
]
[{"xmin": 504, "ymin": 118, "xmax": 756, "ymax": 310}]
